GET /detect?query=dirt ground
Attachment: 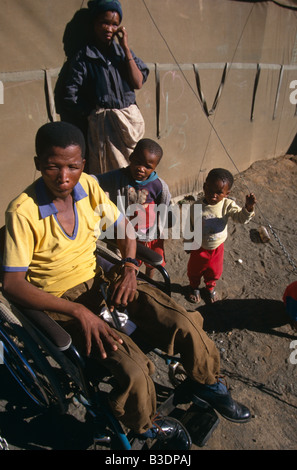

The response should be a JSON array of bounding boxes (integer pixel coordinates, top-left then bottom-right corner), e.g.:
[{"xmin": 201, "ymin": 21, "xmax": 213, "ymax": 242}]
[
  {"xmin": 163, "ymin": 153, "xmax": 297, "ymax": 451},
  {"xmin": 0, "ymin": 154, "xmax": 297, "ymax": 452}
]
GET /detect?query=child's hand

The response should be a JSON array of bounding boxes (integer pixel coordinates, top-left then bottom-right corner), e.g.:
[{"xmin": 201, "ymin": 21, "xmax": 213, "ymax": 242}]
[{"xmin": 245, "ymin": 193, "xmax": 256, "ymax": 212}]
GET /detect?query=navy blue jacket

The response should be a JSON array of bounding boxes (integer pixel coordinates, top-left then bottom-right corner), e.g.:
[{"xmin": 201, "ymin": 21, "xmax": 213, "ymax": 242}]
[{"xmin": 61, "ymin": 42, "xmax": 149, "ymax": 118}]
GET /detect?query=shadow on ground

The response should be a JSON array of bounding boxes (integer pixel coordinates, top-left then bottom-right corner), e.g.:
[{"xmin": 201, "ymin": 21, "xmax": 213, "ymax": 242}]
[
  {"xmin": 179, "ymin": 296, "xmax": 293, "ymax": 339},
  {"xmin": 0, "ymin": 367, "xmax": 93, "ymax": 450}
]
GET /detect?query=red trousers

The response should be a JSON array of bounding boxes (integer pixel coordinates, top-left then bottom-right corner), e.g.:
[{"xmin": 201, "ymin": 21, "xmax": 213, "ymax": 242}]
[{"xmin": 187, "ymin": 243, "xmax": 224, "ymax": 292}]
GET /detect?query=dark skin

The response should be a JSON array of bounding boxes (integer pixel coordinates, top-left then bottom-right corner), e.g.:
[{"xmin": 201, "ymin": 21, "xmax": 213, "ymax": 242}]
[
  {"xmin": 3, "ymin": 144, "xmax": 138, "ymax": 359},
  {"xmin": 186, "ymin": 177, "xmax": 256, "ymax": 254},
  {"xmin": 203, "ymin": 177, "xmax": 256, "ymax": 211},
  {"xmin": 129, "ymin": 147, "xmax": 160, "ymax": 182},
  {"xmin": 129, "ymin": 149, "xmax": 161, "ymax": 279},
  {"xmin": 186, "ymin": 176, "xmax": 256, "ymax": 303},
  {"xmin": 93, "ymin": 11, "xmax": 144, "ymax": 90}
]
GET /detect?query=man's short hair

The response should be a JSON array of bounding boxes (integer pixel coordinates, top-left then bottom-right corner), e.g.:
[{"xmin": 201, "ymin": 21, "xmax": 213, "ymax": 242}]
[
  {"xmin": 35, "ymin": 122, "xmax": 86, "ymax": 159},
  {"xmin": 206, "ymin": 168, "xmax": 234, "ymax": 189}
]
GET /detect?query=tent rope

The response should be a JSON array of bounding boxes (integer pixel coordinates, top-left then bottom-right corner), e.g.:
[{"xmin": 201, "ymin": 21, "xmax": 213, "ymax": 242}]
[{"xmin": 141, "ymin": 0, "xmax": 297, "ymax": 273}]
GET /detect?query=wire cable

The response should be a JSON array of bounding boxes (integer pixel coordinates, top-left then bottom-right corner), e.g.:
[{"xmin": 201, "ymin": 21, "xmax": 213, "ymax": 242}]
[
  {"xmin": 141, "ymin": 0, "xmax": 297, "ymax": 272},
  {"xmin": 141, "ymin": 0, "xmax": 254, "ymax": 181}
]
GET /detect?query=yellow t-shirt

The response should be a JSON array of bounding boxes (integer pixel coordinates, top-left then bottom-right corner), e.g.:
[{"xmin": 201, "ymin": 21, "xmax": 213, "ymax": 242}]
[{"xmin": 3, "ymin": 173, "xmax": 122, "ymax": 297}]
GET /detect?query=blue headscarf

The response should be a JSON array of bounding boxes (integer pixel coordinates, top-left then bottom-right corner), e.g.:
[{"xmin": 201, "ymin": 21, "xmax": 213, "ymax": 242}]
[{"xmin": 87, "ymin": 0, "xmax": 123, "ymax": 22}]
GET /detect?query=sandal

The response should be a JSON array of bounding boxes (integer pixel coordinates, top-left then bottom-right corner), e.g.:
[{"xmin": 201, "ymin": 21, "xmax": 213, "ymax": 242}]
[
  {"xmin": 207, "ymin": 289, "xmax": 219, "ymax": 303},
  {"xmin": 187, "ymin": 287, "xmax": 201, "ymax": 304}
]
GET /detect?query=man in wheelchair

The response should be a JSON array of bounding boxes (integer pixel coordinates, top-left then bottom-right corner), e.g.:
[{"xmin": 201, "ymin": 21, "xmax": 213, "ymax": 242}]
[{"xmin": 2, "ymin": 122, "xmax": 250, "ymax": 449}]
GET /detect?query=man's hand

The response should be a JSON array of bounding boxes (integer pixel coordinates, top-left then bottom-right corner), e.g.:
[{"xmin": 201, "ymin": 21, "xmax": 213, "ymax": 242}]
[
  {"xmin": 3, "ymin": 271, "xmax": 124, "ymax": 360},
  {"xmin": 110, "ymin": 266, "xmax": 137, "ymax": 310},
  {"xmin": 73, "ymin": 303, "xmax": 123, "ymax": 359},
  {"xmin": 112, "ymin": 217, "xmax": 138, "ymax": 309}
]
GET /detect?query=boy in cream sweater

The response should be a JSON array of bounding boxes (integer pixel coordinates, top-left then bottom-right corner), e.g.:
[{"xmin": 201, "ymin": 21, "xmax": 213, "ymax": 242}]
[{"xmin": 186, "ymin": 168, "xmax": 256, "ymax": 303}]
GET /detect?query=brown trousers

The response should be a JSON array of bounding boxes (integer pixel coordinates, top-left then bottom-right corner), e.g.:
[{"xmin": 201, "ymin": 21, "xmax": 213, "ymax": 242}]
[{"xmin": 56, "ymin": 272, "xmax": 220, "ymax": 434}]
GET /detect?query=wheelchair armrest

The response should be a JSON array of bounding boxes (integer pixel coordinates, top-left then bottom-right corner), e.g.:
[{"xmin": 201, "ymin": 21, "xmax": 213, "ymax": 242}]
[
  {"xmin": 0, "ymin": 300, "xmax": 95, "ymax": 400},
  {"xmin": 96, "ymin": 239, "xmax": 164, "ymax": 267},
  {"xmin": 14, "ymin": 307, "xmax": 72, "ymax": 351},
  {"xmin": 135, "ymin": 242, "xmax": 164, "ymax": 266},
  {"xmin": 96, "ymin": 239, "xmax": 171, "ymax": 296}
]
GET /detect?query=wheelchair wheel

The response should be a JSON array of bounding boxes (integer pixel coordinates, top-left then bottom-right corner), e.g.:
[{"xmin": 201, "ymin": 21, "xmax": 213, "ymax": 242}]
[{"xmin": 0, "ymin": 302, "xmax": 67, "ymax": 413}]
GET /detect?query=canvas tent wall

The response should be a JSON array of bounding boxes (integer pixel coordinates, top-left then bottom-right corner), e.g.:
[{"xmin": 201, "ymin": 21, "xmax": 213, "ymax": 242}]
[{"xmin": 0, "ymin": 0, "xmax": 297, "ymax": 225}]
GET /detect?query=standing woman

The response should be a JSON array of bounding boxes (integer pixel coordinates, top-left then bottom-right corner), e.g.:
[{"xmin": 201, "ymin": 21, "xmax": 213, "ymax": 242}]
[{"xmin": 59, "ymin": 0, "xmax": 149, "ymax": 174}]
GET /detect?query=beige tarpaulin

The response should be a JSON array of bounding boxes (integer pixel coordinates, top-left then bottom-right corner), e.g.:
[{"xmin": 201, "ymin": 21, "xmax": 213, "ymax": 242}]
[
  {"xmin": 272, "ymin": 0, "xmax": 297, "ymax": 7},
  {"xmin": 1, "ymin": 0, "xmax": 297, "ymax": 224}
]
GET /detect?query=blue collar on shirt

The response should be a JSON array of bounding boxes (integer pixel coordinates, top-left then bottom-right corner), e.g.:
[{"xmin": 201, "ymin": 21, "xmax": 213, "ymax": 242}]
[
  {"xmin": 35, "ymin": 177, "xmax": 88, "ymax": 219},
  {"xmin": 132, "ymin": 171, "xmax": 159, "ymax": 187}
]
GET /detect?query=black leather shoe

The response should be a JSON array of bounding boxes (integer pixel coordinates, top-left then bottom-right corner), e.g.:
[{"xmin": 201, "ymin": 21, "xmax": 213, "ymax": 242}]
[
  {"xmin": 192, "ymin": 381, "xmax": 251, "ymax": 423},
  {"xmin": 138, "ymin": 416, "xmax": 192, "ymax": 450}
]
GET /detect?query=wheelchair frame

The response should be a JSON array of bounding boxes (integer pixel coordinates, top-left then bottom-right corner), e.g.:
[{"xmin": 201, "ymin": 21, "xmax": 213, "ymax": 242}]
[
  {"xmin": 0, "ymin": 235, "xmax": 220, "ymax": 450},
  {"xmin": 0, "ymin": 238, "xmax": 194, "ymax": 450}
]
